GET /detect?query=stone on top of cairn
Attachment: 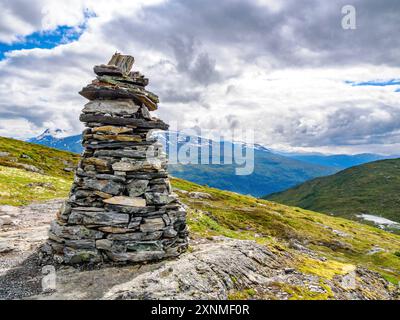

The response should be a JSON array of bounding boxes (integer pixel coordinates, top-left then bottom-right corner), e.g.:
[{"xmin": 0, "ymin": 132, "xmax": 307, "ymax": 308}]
[{"xmin": 107, "ymin": 52, "xmax": 135, "ymax": 75}]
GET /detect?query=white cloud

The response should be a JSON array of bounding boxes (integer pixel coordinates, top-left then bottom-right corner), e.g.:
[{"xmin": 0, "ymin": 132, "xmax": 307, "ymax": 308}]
[
  {"xmin": 0, "ymin": 0, "xmax": 165, "ymax": 43},
  {"xmin": 0, "ymin": 0, "xmax": 85, "ymax": 43},
  {"xmin": 0, "ymin": 0, "xmax": 399, "ymax": 155}
]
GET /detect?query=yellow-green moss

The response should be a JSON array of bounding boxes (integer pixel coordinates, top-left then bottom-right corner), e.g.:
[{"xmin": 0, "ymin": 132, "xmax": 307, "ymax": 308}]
[
  {"xmin": 297, "ymin": 256, "xmax": 355, "ymax": 280},
  {"xmin": 228, "ymin": 288, "xmax": 257, "ymax": 300},
  {"xmin": 277, "ymin": 282, "xmax": 333, "ymax": 300},
  {"xmin": 0, "ymin": 166, "xmax": 71, "ymax": 205}
]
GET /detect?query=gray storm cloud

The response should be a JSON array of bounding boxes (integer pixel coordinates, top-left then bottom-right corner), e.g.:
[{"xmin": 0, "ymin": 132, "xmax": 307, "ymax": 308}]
[{"xmin": 98, "ymin": 0, "xmax": 400, "ymax": 67}]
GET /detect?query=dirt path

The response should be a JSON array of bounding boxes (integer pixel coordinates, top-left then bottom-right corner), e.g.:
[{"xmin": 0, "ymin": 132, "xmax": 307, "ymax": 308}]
[{"xmin": 0, "ymin": 199, "xmax": 62, "ymax": 299}]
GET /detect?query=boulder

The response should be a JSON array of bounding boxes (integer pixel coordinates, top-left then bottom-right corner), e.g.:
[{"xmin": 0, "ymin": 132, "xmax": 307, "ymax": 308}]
[
  {"xmin": 83, "ymin": 179, "xmax": 123, "ymax": 196},
  {"xmin": 107, "ymin": 231, "xmax": 163, "ymax": 241},
  {"xmin": 50, "ymin": 221, "xmax": 104, "ymax": 240},
  {"xmin": 0, "ymin": 215, "xmax": 13, "ymax": 226},
  {"xmin": 64, "ymin": 239, "xmax": 96, "ymax": 250},
  {"xmin": 107, "ymin": 53, "xmax": 135, "ymax": 76},
  {"xmin": 126, "ymin": 241, "xmax": 162, "ymax": 252},
  {"xmin": 188, "ymin": 192, "xmax": 213, "ymax": 199},
  {"xmin": 145, "ymin": 192, "xmax": 176, "ymax": 205},
  {"xmin": 92, "ymin": 134, "xmax": 142, "ymax": 142},
  {"xmin": 0, "ymin": 240, "xmax": 14, "ymax": 253},
  {"xmin": 63, "ymin": 247, "xmax": 102, "ymax": 264},
  {"xmin": 79, "ymin": 114, "xmax": 168, "ymax": 130},
  {"xmin": 94, "ymin": 149, "xmax": 148, "ymax": 159},
  {"xmin": 106, "ymin": 250, "xmax": 165, "ymax": 263}
]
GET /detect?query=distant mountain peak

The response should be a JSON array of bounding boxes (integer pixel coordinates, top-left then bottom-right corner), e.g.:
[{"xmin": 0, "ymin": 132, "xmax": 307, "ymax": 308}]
[
  {"xmin": 26, "ymin": 129, "xmax": 82, "ymax": 153},
  {"xmin": 36, "ymin": 128, "xmax": 68, "ymax": 140}
]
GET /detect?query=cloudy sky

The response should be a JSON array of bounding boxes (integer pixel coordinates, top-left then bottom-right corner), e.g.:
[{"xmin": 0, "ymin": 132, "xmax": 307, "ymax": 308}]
[{"xmin": 0, "ymin": 0, "xmax": 399, "ymax": 154}]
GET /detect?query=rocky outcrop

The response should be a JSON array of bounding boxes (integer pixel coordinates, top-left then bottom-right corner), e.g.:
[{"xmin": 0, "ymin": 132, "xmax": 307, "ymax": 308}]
[
  {"xmin": 42, "ymin": 53, "xmax": 188, "ymax": 265},
  {"xmin": 103, "ymin": 237, "xmax": 398, "ymax": 300},
  {"xmin": 104, "ymin": 237, "xmax": 282, "ymax": 300}
]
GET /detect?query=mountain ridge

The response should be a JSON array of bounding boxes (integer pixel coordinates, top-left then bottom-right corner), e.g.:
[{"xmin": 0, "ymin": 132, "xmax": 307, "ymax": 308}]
[
  {"xmin": 25, "ymin": 130, "xmax": 337, "ymax": 197},
  {"xmin": 282, "ymin": 152, "xmax": 396, "ymax": 170}
]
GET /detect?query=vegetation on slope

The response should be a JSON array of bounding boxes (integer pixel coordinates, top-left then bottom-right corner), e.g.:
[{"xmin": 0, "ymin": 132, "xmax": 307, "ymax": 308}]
[
  {"xmin": 265, "ymin": 158, "xmax": 400, "ymax": 228},
  {"xmin": 0, "ymin": 137, "xmax": 79, "ymax": 178},
  {"xmin": 0, "ymin": 137, "xmax": 79, "ymax": 205},
  {"xmin": 0, "ymin": 166, "xmax": 72, "ymax": 206}
]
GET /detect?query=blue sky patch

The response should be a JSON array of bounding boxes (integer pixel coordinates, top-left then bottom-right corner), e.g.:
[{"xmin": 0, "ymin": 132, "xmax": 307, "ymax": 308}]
[
  {"xmin": 346, "ymin": 79, "xmax": 400, "ymax": 87},
  {"xmin": 0, "ymin": 10, "xmax": 95, "ymax": 60}
]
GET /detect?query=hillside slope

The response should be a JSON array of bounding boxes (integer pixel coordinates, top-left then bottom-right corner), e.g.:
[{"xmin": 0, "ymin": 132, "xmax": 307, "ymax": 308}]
[
  {"xmin": 0, "ymin": 137, "xmax": 79, "ymax": 205},
  {"xmin": 0, "ymin": 137, "xmax": 79, "ymax": 178},
  {"xmin": 1, "ymin": 138, "xmax": 400, "ymax": 299},
  {"xmin": 175, "ymin": 178, "xmax": 400, "ymax": 288},
  {"xmin": 266, "ymin": 158, "xmax": 400, "ymax": 230}
]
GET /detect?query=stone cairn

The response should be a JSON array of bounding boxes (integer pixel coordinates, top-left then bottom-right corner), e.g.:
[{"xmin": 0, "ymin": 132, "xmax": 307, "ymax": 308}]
[{"xmin": 42, "ymin": 53, "xmax": 188, "ymax": 264}]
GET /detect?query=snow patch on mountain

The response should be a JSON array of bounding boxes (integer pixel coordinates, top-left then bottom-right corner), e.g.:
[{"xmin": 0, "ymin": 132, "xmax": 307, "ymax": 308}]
[{"xmin": 35, "ymin": 128, "xmax": 69, "ymax": 140}]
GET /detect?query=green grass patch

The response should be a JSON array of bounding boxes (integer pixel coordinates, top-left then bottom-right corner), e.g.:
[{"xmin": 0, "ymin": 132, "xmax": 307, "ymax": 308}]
[
  {"xmin": 0, "ymin": 166, "xmax": 71, "ymax": 205},
  {"xmin": 0, "ymin": 136, "xmax": 79, "ymax": 179}
]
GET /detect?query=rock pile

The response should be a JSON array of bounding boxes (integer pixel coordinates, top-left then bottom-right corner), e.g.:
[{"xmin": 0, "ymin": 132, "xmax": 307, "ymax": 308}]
[{"xmin": 42, "ymin": 53, "xmax": 188, "ymax": 264}]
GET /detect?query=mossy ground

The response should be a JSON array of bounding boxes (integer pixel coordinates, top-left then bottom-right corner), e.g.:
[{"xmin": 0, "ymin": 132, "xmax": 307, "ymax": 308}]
[
  {"xmin": 0, "ymin": 136, "xmax": 78, "ymax": 205},
  {"xmin": 0, "ymin": 136, "xmax": 79, "ymax": 179},
  {"xmin": 228, "ymin": 288, "xmax": 257, "ymax": 300},
  {"xmin": 0, "ymin": 166, "xmax": 71, "ymax": 205}
]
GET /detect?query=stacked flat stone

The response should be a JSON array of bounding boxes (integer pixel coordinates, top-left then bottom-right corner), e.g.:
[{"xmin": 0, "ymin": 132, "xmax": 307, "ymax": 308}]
[{"xmin": 42, "ymin": 53, "xmax": 188, "ymax": 264}]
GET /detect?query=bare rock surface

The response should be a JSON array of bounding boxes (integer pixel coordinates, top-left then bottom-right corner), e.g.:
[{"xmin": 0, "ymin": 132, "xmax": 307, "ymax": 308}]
[
  {"xmin": 102, "ymin": 238, "xmax": 398, "ymax": 300},
  {"xmin": 104, "ymin": 237, "xmax": 281, "ymax": 300}
]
